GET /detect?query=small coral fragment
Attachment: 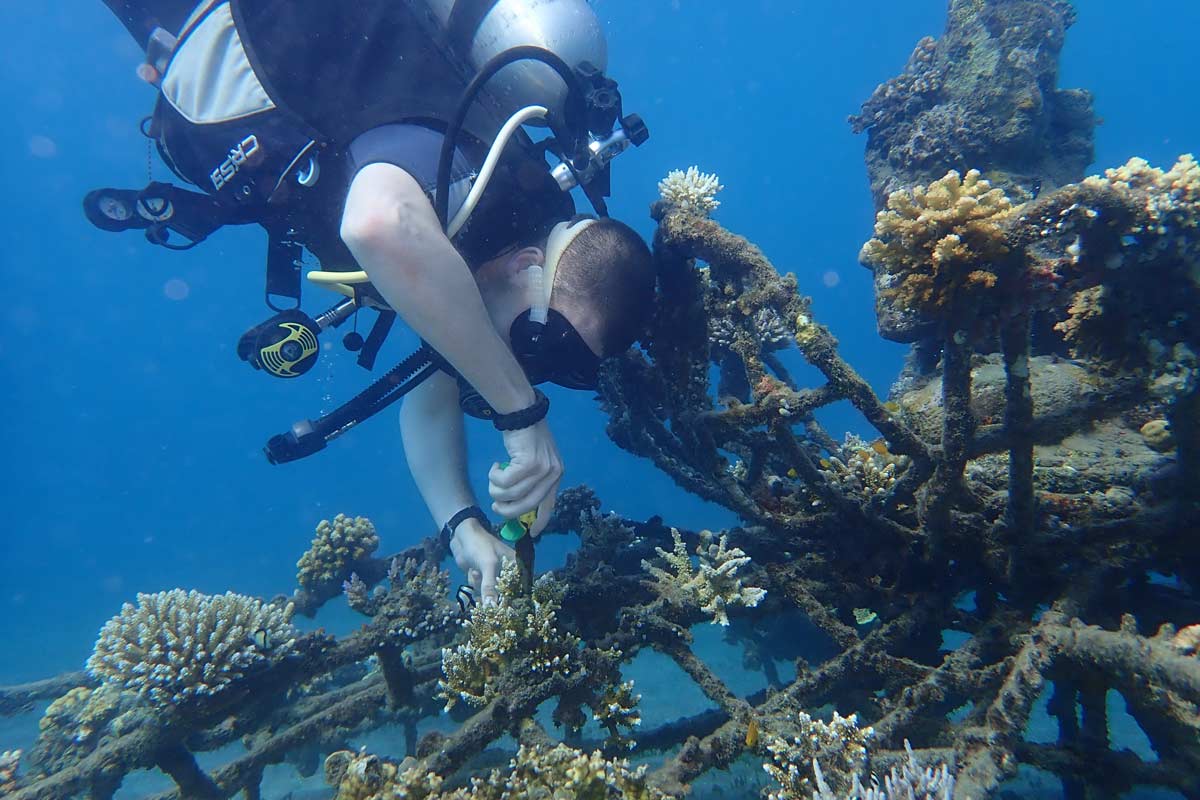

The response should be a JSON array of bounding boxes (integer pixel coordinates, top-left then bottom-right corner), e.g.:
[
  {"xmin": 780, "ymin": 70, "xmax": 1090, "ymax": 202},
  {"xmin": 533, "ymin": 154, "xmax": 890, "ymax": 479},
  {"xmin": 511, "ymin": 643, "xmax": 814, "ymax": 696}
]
[
  {"xmin": 297, "ymin": 513, "xmax": 380, "ymax": 592},
  {"xmin": 324, "ymin": 750, "xmax": 442, "ymax": 800},
  {"xmin": 819, "ymin": 434, "xmax": 911, "ymax": 503},
  {"xmin": 31, "ymin": 684, "xmax": 128, "ymax": 775},
  {"xmin": 642, "ymin": 529, "xmax": 766, "ymax": 626},
  {"xmin": 658, "ymin": 165, "xmax": 724, "ymax": 216},
  {"xmin": 1, "ymin": 749, "xmax": 20, "ymax": 794},
  {"xmin": 87, "ymin": 589, "xmax": 296, "ymax": 706}
]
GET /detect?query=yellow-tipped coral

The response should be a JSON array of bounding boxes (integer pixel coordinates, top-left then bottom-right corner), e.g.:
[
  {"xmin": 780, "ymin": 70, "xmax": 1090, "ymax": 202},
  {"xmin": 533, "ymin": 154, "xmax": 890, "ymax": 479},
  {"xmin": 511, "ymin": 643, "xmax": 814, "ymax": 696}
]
[
  {"xmin": 860, "ymin": 169, "xmax": 1015, "ymax": 322},
  {"xmin": 297, "ymin": 513, "xmax": 380, "ymax": 592},
  {"xmin": 438, "ymin": 561, "xmax": 580, "ymax": 710}
]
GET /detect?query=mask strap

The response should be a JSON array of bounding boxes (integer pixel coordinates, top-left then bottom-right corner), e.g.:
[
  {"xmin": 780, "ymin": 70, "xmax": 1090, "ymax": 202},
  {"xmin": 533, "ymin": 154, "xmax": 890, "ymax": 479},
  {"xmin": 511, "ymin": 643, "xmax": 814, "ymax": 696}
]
[{"xmin": 539, "ymin": 217, "xmax": 597, "ymax": 312}]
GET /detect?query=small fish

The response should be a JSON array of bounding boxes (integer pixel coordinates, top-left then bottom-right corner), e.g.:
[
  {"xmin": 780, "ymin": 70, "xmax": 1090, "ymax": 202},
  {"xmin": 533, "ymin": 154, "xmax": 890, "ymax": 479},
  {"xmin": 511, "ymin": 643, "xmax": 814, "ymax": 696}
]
[
  {"xmin": 456, "ymin": 584, "xmax": 477, "ymax": 616},
  {"xmin": 819, "ymin": 458, "xmax": 832, "ymax": 469},
  {"xmin": 871, "ymin": 439, "xmax": 890, "ymax": 456},
  {"xmin": 251, "ymin": 627, "xmax": 272, "ymax": 651},
  {"xmin": 744, "ymin": 718, "xmax": 760, "ymax": 748},
  {"xmin": 786, "ymin": 468, "xmax": 798, "ymax": 479}
]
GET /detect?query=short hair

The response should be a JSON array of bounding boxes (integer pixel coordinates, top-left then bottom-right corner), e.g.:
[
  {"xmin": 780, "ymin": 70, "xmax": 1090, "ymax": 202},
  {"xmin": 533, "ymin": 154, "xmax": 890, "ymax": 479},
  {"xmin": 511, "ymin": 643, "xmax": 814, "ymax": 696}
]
[{"xmin": 550, "ymin": 219, "xmax": 656, "ymax": 357}]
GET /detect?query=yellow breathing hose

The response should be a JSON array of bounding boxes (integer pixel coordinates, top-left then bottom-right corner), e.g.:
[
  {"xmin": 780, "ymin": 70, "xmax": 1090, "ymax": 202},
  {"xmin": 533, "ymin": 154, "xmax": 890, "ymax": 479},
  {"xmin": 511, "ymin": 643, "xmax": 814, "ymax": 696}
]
[{"xmin": 305, "ymin": 105, "xmax": 550, "ymax": 292}]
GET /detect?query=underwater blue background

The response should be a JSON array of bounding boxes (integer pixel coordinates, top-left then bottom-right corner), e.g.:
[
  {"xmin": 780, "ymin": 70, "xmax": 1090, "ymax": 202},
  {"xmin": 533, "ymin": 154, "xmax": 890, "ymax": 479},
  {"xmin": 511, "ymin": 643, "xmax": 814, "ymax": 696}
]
[{"xmin": 0, "ymin": 0, "xmax": 1196, "ymax": 735}]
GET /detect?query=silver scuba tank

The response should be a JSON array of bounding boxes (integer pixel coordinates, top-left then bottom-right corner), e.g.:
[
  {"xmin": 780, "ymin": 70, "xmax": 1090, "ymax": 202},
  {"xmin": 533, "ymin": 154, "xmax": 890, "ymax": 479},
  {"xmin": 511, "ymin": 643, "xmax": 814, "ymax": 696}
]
[{"xmin": 421, "ymin": 0, "xmax": 608, "ymax": 126}]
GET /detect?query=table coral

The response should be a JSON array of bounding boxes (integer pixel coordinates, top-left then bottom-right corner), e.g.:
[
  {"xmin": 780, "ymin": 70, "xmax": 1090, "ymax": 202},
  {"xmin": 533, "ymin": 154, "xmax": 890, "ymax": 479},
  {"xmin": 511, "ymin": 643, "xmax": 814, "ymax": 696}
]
[
  {"xmin": 86, "ymin": 589, "xmax": 296, "ymax": 706},
  {"xmin": 297, "ymin": 513, "xmax": 380, "ymax": 592},
  {"xmin": 859, "ymin": 169, "xmax": 1014, "ymax": 329},
  {"xmin": 642, "ymin": 529, "xmax": 766, "ymax": 626}
]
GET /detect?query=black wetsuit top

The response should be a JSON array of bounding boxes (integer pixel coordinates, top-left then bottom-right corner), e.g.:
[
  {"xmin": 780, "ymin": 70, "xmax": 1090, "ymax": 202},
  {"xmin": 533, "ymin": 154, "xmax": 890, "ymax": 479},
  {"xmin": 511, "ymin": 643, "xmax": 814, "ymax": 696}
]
[{"xmin": 125, "ymin": 0, "xmax": 574, "ymax": 269}]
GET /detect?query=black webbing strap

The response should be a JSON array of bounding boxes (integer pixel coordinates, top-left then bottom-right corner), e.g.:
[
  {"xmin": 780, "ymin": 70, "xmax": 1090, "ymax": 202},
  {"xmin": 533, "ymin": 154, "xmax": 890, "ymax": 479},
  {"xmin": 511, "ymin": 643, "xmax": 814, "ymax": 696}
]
[
  {"xmin": 265, "ymin": 228, "xmax": 303, "ymax": 311},
  {"xmin": 357, "ymin": 309, "xmax": 396, "ymax": 370}
]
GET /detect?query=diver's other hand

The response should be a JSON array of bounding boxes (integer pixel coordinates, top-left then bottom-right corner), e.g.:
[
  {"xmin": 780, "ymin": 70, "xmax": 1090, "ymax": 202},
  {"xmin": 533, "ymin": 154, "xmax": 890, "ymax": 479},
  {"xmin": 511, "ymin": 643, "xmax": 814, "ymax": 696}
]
[
  {"xmin": 489, "ymin": 421, "xmax": 562, "ymax": 536},
  {"xmin": 449, "ymin": 519, "xmax": 514, "ymax": 604}
]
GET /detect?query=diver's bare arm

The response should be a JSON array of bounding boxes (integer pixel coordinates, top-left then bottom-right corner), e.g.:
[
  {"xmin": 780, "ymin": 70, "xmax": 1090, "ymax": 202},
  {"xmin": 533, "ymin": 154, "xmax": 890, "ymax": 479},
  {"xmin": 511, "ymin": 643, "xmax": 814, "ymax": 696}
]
[
  {"xmin": 399, "ymin": 371, "xmax": 513, "ymax": 601},
  {"xmin": 398, "ymin": 370, "xmax": 475, "ymax": 528},
  {"xmin": 341, "ymin": 163, "xmax": 536, "ymax": 415}
]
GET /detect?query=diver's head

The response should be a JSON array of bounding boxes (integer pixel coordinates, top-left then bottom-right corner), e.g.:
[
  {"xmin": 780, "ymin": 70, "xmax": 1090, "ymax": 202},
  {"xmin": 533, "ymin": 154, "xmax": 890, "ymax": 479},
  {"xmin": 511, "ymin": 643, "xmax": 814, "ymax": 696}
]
[{"xmin": 474, "ymin": 216, "xmax": 655, "ymax": 390}]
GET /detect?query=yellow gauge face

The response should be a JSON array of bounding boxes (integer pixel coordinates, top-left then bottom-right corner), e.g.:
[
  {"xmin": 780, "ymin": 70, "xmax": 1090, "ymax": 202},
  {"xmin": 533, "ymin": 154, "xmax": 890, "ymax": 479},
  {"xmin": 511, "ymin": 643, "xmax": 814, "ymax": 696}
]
[{"xmin": 259, "ymin": 322, "xmax": 319, "ymax": 377}]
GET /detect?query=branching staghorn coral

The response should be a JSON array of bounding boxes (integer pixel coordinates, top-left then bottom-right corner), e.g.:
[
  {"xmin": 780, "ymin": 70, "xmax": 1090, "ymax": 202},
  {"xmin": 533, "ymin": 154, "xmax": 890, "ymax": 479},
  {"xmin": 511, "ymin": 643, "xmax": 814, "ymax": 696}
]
[
  {"xmin": 763, "ymin": 711, "xmax": 874, "ymax": 799},
  {"xmin": 346, "ymin": 557, "xmax": 457, "ymax": 641},
  {"xmin": 439, "ymin": 561, "xmax": 581, "ymax": 710},
  {"xmin": 325, "ymin": 742, "xmax": 668, "ymax": 800},
  {"xmin": 813, "ymin": 741, "xmax": 955, "ymax": 800},
  {"xmin": 642, "ymin": 529, "xmax": 765, "ymax": 626},
  {"xmin": 297, "ymin": 514, "xmax": 380, "ymax": 593},
  {"xmin": 86, "ymin": 589, "xmax": 296, "ymax": 706},
  {"xmin": 658, "ymin": 166, "xmax": 724, "ymax": 217}
]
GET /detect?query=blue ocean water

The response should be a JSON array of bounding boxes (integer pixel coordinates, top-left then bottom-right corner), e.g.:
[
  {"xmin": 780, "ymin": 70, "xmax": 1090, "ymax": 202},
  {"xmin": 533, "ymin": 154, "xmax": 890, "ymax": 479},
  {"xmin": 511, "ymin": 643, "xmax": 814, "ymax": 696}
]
[{"xmin": 0, "ymin": 1, "xmax": 1197, "ymax": 793}]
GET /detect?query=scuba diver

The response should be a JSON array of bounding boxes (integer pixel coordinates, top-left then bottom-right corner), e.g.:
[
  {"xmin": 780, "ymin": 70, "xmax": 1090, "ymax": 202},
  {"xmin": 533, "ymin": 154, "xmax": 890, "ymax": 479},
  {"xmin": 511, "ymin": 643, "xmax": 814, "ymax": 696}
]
[{"xmin": 88, "ymin": 0, "xmax": 653, "ymax": 601}]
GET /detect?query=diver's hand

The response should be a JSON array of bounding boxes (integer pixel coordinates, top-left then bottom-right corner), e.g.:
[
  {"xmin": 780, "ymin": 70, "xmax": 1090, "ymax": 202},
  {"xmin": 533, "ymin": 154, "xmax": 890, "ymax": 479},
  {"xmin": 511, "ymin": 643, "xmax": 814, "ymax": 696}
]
[
  {"xmin": 450, "ymin": 519, "xmax": 514, "ymax": 604},
  {"xmin": 489, "ymin": 421, "xmax": 562, "ymax": 536}
]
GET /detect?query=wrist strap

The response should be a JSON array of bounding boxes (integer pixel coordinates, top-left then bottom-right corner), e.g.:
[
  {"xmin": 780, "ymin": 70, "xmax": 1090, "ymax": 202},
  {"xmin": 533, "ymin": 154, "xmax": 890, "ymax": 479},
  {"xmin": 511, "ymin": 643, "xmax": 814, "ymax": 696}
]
[
  {"xmin": 492, "ymin": 388, "xmax": 550, "ymax": 431},
  {"xmin": 441, "ymin": 504, "xmax": 489, "ymax": 545}
]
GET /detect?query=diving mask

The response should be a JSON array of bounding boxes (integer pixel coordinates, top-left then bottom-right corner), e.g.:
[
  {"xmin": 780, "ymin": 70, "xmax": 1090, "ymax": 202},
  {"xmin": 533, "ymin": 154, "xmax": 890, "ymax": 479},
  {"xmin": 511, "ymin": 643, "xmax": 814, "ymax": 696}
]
[{"xmin": 509, "ymin": 216, "xmax": 602, "ymax": 390}]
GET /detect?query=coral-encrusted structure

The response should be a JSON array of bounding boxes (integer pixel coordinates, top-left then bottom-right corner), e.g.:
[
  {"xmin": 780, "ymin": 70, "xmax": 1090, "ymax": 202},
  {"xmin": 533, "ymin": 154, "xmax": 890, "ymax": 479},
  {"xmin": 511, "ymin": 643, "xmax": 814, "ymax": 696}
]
[
  {"xmin": 324, "ymin": 750, "xmax": 443, "ymax": 800},
  {"xmin": 852, "ymin": 0, "xmax": 1094, "ymax": 209},
  {"xmin": 324, "ymin": 742, "xmax": 668, "ymax": 800},
  {"xmin": 86, "ymin": 589, "xmax": 296, "ymax": 706},
  {"xmin": 27, "ymin": 684, "xmax": 131, "ymax": 778},
  {"xmin": 3, "ymin": 5, "xmax": 1199, "ymax": 800},
  {"xmin": 852, "ymin": 0, "xmax": 1095, "ymax": 342},
  {"xmin": 642, "ymin": 529, "xmax": 766, "ymax": 626}
]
